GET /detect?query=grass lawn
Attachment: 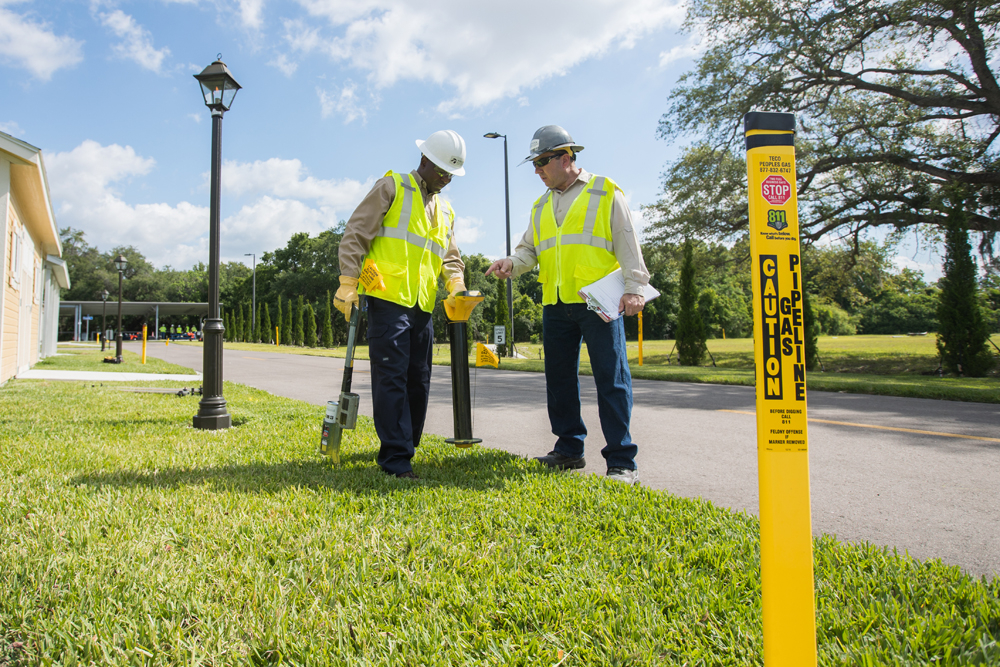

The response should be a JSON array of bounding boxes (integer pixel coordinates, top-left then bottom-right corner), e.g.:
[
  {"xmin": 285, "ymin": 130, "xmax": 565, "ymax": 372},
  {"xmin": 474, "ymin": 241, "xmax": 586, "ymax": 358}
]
[
  {"xmin": 39, "ymin": 344, "xmax": 198, "ymax": 375},
  {"xmin": 1, "ymin": 367, "xmax": 998, "ymax": 665},
  {"xmin": 191, "ymin": 334, "xmax": 1000, "ymax": 403}
]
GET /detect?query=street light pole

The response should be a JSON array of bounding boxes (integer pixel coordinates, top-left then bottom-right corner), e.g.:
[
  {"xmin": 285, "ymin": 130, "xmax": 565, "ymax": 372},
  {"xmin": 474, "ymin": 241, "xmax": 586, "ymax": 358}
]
[
  {"xmin": 245, "ymin": 252, "xmax": 256, "ymax": 341},
  {"xmin": 100, "ymin": 289, "xmax": 109, "ymax": 351},
  {"xmin": 113, "ymin": 255, "xmax": 127, "ymax": 362},
  {"xmin": 193, "ymin": 56, "xmax": 241, "ymax": 430},
  {"xmin": 485, "ymin": 132, "xmax": 514, "ymax": 357}
]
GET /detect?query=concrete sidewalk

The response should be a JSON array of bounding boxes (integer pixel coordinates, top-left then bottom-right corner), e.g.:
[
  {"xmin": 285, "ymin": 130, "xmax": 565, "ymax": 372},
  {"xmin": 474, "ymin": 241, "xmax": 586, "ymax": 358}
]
[{"xmin": 16, "ymin": 369, "xmax": 202, "ymax": 382}]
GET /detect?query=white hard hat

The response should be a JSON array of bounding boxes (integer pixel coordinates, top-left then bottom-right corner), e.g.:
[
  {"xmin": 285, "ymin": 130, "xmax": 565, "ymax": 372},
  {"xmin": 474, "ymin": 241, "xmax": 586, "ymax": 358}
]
[{"xmin": 416, "ymin": 130, "xmax": 466, "ymax": 176}]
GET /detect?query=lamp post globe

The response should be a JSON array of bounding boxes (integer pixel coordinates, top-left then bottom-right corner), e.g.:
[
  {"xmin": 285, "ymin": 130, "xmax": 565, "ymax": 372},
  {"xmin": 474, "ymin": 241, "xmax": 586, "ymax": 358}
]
[
  {"xmin": 100, "ymin": 289, "xmax": 109, "ymax": 351},
  {"xmin": 113, "ymin": 255, "xmax": 127, "ymax": 362},
  {"xmin": 484, "ymin": 132, "xmax": 514, "ymax": 357},
  {"xmin": 193, "ymin": 56, "xmax": 240, "ymax": 430}
]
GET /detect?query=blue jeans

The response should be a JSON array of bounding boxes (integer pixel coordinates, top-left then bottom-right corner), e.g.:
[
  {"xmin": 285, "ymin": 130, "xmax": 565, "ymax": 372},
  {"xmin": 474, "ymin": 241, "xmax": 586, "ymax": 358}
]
[
  {"xmin": 367, "ymin": 297, "xmax": 434, "ymax": 475},
  {"xmin": 542, "ymin": 301, "xmax": 637, "ymax": 470}
]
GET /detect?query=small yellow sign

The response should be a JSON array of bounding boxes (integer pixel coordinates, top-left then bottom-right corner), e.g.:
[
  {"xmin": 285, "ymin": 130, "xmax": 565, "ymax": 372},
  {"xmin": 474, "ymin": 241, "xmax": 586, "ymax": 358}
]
[
  {"xmin": 359, "ymin": 258, "xmax": 386, "ymax": 292},
  {"xmin": 476, "ymin": 343, "xmax": 499, "ymax": 368}
]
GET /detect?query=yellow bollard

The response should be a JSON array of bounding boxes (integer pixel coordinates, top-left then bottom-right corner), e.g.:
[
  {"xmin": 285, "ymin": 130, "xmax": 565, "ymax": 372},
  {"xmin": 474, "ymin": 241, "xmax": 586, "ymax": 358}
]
[
  {"xmin": 745, "ymin": 111, "xmax": 817, "ymax": 667},
  {"xmin": 637, "ymin": 310, "xmax": 643, "ymax": 366},
  {"xmin": 141, "ymin": 325, "xmax": 147, "ymax": 364},
  {"xmin": 275, "ymin": 326, "xmax": 280, "ymax": 346}
]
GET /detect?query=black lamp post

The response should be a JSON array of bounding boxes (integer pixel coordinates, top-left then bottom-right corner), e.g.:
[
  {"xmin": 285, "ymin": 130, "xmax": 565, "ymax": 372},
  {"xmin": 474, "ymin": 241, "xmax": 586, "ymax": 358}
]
[
  {"xmin": 484, "ymin": 132, "xmax": 514, "ymax": 357},
  {"xmin": 113, "ymin": 255, "xmax": 127, "ymax": 362},
  {"xmin": 245, "ymin": 252, "xmax": 256, "ymax": 341},
  {"xmin": 100, "ymin": 289, "xmax": 109, "ymax": 351},
  {"xmin": 192, "ymin": 56, "xmax": 240, "ymax": 430}
]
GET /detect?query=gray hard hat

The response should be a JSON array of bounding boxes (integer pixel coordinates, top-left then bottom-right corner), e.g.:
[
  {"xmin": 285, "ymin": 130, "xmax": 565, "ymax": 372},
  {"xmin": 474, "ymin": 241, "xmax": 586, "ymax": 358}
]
[{"xmin": 519, "ymin": 125, "xmax": 584, "ymax": 165}]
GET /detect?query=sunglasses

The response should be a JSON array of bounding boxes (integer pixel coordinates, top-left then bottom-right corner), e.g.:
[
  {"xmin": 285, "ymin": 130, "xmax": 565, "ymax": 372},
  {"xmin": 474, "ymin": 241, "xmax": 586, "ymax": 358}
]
[
  {"xmin": 532, "ymin": 152, "xmax": 566, "ymax": 169},
  {"xmin": 431, "ymin": 164, "xmax": 452, "ymax": 179}
]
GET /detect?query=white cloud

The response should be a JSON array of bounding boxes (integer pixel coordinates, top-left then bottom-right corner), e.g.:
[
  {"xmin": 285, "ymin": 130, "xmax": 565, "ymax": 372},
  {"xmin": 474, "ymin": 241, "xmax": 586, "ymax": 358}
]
[
  {"xmin": 0, "ymin": 2, "xmax": 84, "ymax": 80},
  {"xmin": 44, "ymin": 141, "xmax": 376, "ymax": 269},
  {"xmin": 0, "ymin": 120, "xmax": 24, "ymax": 136},
  {"xmin": 46, "ymin": 140, "xmax": 208, "ymax": 268},
  {"xmin": 452, "ymin": 214, "xmax": 483, "ymax": 246},
  {"xmin": 316, "ymin": 82, "xmax": 368, "ymax": 123},
  {"xmin": 658, "ymin": 37, "xmax": 703, "ymax": 68},
  {"xmin": 236, "ymin": 0, "xmax": 265, "ymax": 30},
  {"xmin": 220, "ymin": 157, "xmax": 371, "ymax": 208},
  {"xmin": 269, "ymin": 52, "xmax": 298, "ymax": 76},
  {"xmin": 99, "ymin": 9, "xmax": 170, "ymax": 73},
  {"xmin": 187, "ymin": 113, "xmax": 202, "ymax": 123},
  {"xmin": 287, "ymin": 0, "xmax": 684, "ymax": 112}
]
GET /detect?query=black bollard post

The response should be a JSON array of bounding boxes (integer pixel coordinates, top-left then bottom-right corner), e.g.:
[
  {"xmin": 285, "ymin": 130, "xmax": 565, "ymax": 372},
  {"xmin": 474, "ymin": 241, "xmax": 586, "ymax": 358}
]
[
  {"xmin": 443, "ymin": 291, "xmax": 484, "ymax": 448},
  {"xmin": 446, "ymin": 320, "xmax": 480, "ymax": 447}
]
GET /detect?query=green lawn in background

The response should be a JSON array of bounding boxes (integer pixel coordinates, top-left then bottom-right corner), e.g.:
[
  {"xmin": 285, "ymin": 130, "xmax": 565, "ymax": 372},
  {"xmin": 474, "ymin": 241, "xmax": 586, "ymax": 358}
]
[
  {"xmin": 2, "ymin": 377, "xmax": 997, "ymax": 665},
  {"xmin": 178, "ymin": 334, "xmax": 1000, "ymax": 403},
  {"xmin": 37, "ymin": 344, "xmax": 198, "ymax": 375}
]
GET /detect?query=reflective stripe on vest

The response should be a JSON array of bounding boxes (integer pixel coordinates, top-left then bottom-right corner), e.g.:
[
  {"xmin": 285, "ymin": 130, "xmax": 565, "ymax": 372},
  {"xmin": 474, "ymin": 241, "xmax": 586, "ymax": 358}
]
[
  {"xmin": 531, "ymin": 174, "xmax": 620, "ymax": 305},
  {"xmin": 374, "ymin": 179, "xmax": 448, "ymax": 260},
  {"xmin": 365, "ymin": 171, "xmax": 453, "ymax": 312}
]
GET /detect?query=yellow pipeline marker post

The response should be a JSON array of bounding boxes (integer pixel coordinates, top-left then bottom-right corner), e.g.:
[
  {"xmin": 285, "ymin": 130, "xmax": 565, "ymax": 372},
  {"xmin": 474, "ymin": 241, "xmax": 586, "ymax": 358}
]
[
  {"xmin": 745, "ymin": 111, "xmax": 817, "ymax": 667},
  {"xmin": 141, "ymin": 325, "xmax": 147, "ymax": 364},
  {"xmin": 275, "ymin": 326, "xmax": 280, "ymax": 346}
]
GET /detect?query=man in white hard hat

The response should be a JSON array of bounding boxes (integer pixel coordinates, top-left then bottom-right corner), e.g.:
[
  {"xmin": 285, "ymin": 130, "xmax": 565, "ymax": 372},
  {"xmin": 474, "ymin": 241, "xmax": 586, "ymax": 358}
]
[
  {"xmin": 335, "ymin": 130, "xmax": 468, "ymax": 479},
  {"xmin": 486, "ymin": 125, "xmax": 649, "ymax": 485}
]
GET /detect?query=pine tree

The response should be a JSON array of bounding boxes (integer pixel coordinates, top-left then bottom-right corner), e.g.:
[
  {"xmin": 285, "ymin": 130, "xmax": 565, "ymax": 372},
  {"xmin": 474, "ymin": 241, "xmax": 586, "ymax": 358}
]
[
  {"xmin": 254, "ymin": 302, "xmax": 262, "ymax": 343},
  {"xmin": 937, "ymin": 197, "xmax": 994, "ymax": 377},
  {"xmin": 321, "ymin": 290, "xmax": 333, "ymax": 348},
  {"xmin": 243, "ymin": 303, "xmax": 252, "ymax": 343},
  {"xmin": 304, "ymin": 303, "xmax": 317, "ymax": 347},
  {"xmin": 283, "ymin": 297, "xmax": 293, "ymax": 347},
  {"xmin": 803, "ymin": 290, "xmax": 820, "ymax": 371},
  {"xmin": 675, "ymin": 238, "xmax": 707, "ymax": 366},
  {"xmin": 223, "ymin": 311, "xmax": 231, "ymax": 342},
  {"xmin": 293, "ymin": 296, "xmax": 305, "ymax": 346},
  {"xmin": 235, "ymin": 305, "xmax": 244, "ymax": 344},
  {"xmin": 276, "ymin": 296, "xmax": 284, "ymax": 345},
  {"xmin": 261, "ymin": 303, "xmax": 273, "ymax": 344}
]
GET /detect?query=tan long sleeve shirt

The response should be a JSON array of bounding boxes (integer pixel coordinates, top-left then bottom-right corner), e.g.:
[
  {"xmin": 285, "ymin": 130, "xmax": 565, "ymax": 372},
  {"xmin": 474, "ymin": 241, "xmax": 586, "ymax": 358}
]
[
  {"xmin": 338, "ymin": 170, "xmax": 465, "ymax": 286},
  {"xmin": 506, "ymin": 169, "xmax": 650, "ymax": 295}
]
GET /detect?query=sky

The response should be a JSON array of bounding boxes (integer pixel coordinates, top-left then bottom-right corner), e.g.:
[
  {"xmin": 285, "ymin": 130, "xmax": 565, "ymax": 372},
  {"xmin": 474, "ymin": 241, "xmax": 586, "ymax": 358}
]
[{"xmin": 0, "ymin": 0, "xmax": 943, "ymax": 280}]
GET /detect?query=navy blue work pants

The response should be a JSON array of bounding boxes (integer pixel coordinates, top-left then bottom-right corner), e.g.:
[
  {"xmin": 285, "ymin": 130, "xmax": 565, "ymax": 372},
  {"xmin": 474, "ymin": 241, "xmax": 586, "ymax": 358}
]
[
  {"xmin": 542, "ymin": 301, "xmax": 638, "ymax": 470},
  {"xmin": 366, "ymin": 297, "xmax": 434, "ymax": 475}
]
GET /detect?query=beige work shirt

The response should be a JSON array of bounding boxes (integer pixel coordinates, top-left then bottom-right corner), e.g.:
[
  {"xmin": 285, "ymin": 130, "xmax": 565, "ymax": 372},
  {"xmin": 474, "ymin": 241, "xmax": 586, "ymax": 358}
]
[
  {"xmin": 338, "ymin": 170, "xmax": 465, "ymax": 286},
  {"xmin": 507, "ymin": 169, "xmax": 650, "ymax": 295}
]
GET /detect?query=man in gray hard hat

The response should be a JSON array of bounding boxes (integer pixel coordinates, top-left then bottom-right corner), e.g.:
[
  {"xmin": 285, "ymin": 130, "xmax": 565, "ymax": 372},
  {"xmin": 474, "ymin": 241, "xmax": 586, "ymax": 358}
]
[
  {"xmin": 336, "ymin": 130, "xmax": 468, "ymax": 479},
  {"xmin": 486, "ymin": 125, "xmax": 649, "ymax": 485}
]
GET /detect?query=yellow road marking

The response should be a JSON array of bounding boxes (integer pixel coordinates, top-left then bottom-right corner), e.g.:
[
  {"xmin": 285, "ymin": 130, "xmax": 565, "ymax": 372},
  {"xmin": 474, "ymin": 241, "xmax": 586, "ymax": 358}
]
[{"xmin": 717, "ymin": 409, "xmax": 1000, "ymax": 443}]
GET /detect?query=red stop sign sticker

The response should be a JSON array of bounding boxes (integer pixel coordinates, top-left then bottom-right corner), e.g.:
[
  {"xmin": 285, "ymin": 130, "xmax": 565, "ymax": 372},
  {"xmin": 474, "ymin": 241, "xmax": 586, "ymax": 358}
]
[{"xmin": 761, "ymin": 175, "xmax": 791, "ymax": 206}]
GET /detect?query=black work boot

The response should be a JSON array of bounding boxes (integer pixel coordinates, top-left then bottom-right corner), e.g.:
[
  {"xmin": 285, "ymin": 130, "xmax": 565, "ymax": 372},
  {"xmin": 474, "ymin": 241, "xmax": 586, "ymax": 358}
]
[{"xmin": 534, "ymin": 451, "xmax": 586, "ymax": 470}]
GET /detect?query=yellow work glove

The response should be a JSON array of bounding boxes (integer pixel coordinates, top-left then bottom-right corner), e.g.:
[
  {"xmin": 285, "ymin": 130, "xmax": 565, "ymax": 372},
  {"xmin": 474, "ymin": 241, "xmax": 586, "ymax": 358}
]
[
  {"xmin": 334, "ymin": 275, "xmax": 359, "ymax": 321},
  {"xmin": 444, "ymin": 276, "xmax": 467, "ymax": 311}
]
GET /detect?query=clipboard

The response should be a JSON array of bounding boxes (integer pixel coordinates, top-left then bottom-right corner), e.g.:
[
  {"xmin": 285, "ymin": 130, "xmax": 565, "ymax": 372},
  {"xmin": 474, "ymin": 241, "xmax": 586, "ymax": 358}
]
[{"xmin": 578, "ymin": 268, "xmax": 660, "ymax": 322}]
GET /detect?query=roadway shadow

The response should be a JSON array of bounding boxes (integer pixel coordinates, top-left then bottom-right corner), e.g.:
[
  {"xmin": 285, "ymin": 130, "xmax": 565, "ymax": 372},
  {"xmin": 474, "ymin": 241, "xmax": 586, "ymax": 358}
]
[{"xmin": 70, "ymin": 446, "xmax": 540, "ymax": 496}]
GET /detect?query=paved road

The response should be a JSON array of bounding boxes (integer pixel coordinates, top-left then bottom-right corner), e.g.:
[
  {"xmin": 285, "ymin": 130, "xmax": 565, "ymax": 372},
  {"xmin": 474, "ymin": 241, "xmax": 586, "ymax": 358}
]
[{"xmin": 131, "ymin": 341, "xmax": 1000, "ymax": 578}]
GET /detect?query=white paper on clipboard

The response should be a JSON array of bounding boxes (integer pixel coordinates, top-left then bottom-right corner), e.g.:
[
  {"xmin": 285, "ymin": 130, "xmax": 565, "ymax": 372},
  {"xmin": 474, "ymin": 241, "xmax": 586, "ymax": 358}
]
[{"xmin": 577, "ymin": 268, "xmax": 660, "ymax": 322}]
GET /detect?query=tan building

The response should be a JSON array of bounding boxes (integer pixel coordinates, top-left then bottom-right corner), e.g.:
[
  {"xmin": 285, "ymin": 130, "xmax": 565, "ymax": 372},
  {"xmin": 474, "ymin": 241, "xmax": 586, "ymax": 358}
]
[{"xmin": 1, "ymin": 131, "xmax": 69, "ymax": 385}]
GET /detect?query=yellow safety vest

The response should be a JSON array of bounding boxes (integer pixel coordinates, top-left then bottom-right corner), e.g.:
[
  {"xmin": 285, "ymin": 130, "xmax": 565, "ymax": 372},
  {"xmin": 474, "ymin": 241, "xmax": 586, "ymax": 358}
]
[
  {"xmin": 363, "ymin": 171, "xmax": 454, "ymax": 313},
  {"xmin": 532, "ymin": 174, "xmax": 621, "ymax": 305}
]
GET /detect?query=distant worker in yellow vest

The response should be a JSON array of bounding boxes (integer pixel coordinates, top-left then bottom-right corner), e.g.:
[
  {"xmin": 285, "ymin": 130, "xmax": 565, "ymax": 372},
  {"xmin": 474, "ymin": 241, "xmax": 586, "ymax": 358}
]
[
  {"xmin": 486, "ymin": 125, "xmax": 649, "ymax": 485},
  {"xmin": 335, "ymin": 130, "xmax": 468, "ymax": 479}
]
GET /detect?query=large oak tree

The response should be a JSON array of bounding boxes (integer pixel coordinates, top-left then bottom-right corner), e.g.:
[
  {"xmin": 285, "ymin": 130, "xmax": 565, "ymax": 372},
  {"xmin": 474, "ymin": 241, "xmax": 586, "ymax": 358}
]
[{"xmin": 649, "ymin": 0, "xmax": 999, "ymax": 265}]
